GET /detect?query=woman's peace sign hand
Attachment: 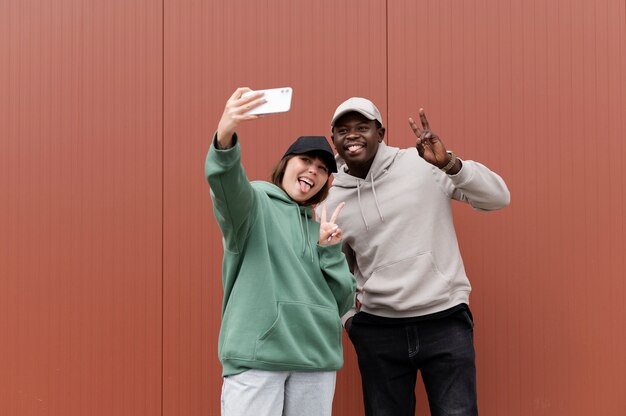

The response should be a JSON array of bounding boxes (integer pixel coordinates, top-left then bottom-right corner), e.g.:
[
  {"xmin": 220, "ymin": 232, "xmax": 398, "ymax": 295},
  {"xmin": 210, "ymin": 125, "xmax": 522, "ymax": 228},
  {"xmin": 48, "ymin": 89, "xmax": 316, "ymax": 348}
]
[{"xmin": 318, "ymin": 202, "xmax": 346, "ymax": 246}]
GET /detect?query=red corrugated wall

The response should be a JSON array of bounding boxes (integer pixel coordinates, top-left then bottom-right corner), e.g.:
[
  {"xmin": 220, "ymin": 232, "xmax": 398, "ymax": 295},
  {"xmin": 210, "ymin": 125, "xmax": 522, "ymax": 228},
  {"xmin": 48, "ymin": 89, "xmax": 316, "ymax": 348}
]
[
  {"xmin": 2, "ymin": 0, "xmax": 625, "ymax": 415},
  {"xmin": 0, "ymin": 0, "xmax": 163, "ymax": 415}
]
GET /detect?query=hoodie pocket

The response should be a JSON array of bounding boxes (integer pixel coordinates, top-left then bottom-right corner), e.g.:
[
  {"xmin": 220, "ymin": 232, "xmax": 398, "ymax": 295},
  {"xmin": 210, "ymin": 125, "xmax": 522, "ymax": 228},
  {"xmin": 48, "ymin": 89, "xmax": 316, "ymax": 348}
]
[
  {"xmin": 254, "ymin": 302, "xmax": 342, "ymax": 368},
  {"xmin": 363, "ymin": 252, "xmax": 451, "ymax": 312}
]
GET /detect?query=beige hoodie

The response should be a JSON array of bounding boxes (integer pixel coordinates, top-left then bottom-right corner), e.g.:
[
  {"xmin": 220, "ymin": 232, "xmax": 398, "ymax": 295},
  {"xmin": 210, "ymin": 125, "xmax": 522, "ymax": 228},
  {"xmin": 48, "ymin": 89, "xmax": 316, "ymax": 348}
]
[{"xmin": 322, "ymin": 142, "xmax": 510, "ymax": 324}]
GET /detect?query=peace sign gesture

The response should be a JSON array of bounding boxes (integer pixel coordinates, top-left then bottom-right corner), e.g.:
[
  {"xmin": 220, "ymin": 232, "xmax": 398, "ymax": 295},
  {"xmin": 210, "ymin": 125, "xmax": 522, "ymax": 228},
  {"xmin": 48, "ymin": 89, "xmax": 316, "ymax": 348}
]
[
  {"xmin": 408, "ymin": 108, "xmax": 450, "ymax": 169},
  {"xmin": 318, "ymin": 202, "xmax": 346, "ymax": 246}
]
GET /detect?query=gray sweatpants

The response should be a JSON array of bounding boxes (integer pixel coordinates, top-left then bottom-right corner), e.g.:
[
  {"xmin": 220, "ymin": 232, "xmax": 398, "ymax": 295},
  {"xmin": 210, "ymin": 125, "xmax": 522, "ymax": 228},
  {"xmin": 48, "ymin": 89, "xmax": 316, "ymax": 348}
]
[{"xmin": 221, "ymin": 369, "xmax": 336, "ymax": 416}]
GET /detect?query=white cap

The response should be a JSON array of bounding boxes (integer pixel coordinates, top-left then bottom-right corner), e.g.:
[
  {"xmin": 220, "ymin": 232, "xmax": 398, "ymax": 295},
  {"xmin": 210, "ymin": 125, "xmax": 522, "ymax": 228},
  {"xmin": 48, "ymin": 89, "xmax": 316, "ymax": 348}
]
[{"xmin": 331, "ymin": 97, "xmax": 383, "ymax": 127}]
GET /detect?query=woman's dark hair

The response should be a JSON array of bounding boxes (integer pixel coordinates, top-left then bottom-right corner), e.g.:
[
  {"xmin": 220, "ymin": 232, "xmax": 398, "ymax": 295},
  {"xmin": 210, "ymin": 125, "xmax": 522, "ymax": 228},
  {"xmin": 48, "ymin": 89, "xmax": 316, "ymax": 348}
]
[{"xmin": 271, "ymin": 153, "xmax": 331, "ymax": 206}]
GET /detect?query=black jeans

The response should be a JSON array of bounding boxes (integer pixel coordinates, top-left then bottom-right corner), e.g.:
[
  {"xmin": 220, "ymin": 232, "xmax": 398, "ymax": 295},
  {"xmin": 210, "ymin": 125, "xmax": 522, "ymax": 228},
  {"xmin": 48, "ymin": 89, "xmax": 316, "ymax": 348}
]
[{"xmin": 348, "ymin": 309, "xmax": 478, "ymax": 416}]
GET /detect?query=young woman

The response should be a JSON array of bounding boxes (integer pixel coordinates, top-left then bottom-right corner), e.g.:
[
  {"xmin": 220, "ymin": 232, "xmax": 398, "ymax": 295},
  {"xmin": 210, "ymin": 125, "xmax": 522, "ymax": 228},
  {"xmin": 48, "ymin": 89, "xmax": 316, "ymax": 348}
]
[{"xmin": 206, "ymin": 88, "xmax": 356, "ymax": 416}]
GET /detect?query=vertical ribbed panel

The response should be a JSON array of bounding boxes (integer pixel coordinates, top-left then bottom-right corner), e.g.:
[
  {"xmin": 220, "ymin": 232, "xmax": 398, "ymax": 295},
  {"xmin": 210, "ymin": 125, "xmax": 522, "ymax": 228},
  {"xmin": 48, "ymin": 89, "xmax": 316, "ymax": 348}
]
[
  {"xmin": 163, "ymin": 1, "xmax": 385, "ymax": 415},
  {"xmin": 389, "ymin": 0, "xmax": 626, "ymax": 414},
  {"xmin": 0, "ymin": 1, "xmax": 163, "ymax": 415}
]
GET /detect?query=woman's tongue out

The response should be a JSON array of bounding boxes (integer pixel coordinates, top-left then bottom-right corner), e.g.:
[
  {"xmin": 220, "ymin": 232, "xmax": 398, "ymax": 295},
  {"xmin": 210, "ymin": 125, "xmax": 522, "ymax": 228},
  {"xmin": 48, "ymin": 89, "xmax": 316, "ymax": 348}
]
[{"xmin": 298, "ymin": 178, "xmax": 313, "ymax": 193}]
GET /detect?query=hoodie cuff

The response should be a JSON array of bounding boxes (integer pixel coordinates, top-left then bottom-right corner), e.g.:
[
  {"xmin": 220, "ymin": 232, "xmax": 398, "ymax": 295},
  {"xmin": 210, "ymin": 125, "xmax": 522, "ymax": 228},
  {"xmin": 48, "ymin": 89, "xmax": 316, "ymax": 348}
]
[
  {"xmin": 206, "ymin": 132, "xmax": 241, "ymax": 174},
  {"xmin": 446, "ymin": 157, "xmax": 474, "ymax": 187},
  {"xmin": 317, "ymin": 241, "xmax": 345, "ymax": 267},
  {"xmin": 212, "ymin": 132, "xmax": 239, "ymax": 151}
]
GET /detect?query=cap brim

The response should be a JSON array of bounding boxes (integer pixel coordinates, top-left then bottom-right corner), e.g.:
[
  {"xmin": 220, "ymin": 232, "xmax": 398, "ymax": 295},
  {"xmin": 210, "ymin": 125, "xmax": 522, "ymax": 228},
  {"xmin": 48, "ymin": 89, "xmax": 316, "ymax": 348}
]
[
  {"xmin": 331, "ymin": 109, "xmax": 378, "ymax": 127},
  {"xmin": 289, "ymin": 148, "xmax": 337, "ymax": 173}
]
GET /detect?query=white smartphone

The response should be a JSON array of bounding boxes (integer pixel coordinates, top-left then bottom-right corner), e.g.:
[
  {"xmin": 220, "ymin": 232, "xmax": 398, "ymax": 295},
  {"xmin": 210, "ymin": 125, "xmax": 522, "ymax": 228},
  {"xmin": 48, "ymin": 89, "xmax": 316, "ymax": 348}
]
[{"xmin": 242, "ymin": 87, "xmax": 293, "ymax": 115}]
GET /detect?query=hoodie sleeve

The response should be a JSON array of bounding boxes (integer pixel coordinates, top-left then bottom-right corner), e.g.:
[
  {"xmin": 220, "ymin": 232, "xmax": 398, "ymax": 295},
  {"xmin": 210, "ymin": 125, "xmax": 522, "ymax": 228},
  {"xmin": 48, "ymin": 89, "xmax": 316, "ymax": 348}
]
[
  {"xmin": 443, "ymin": 159, "xmax": 511, "ymax": 211},
  {"xmin": 205, "ymin": 133, "xmax": 256, "ymax": 252},
  {"xmin": 317, "ymin": 243, "xmax": 357, "ymax": 317}
]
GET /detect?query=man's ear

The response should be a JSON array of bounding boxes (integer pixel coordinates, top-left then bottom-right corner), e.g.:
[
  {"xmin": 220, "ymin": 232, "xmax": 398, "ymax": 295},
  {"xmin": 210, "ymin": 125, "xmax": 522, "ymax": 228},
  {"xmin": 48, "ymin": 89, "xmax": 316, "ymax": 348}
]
[{"xmin": 378, "ymin": 127, "xmax": 386, "ymax": 142}]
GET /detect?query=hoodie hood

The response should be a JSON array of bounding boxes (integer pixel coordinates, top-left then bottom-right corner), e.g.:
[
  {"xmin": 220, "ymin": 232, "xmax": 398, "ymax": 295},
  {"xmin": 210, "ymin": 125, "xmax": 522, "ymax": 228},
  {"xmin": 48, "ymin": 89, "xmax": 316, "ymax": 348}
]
[
  {"xmin": 331, "ymin": 142, "xmax": 400, "ymax": 230},
  {"xmin": 332, "ymin": 141, "xmax": 399, "ymax": 188},
  {"xmin": 253, "ymin": 181, "xmax": 315, "ymax": 259},
  {"xmin": 253, "ymin": 181, "xmax": 313, "ymax": 216}
]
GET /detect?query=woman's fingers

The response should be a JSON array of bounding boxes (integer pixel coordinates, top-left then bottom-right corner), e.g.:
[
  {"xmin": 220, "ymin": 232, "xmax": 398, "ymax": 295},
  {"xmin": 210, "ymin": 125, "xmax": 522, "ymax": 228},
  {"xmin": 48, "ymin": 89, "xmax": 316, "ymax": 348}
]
[
  {"xmin": 320, "ymin": 204, "xmax": 328, "ymax": 224},
  {"xmin": 326, "ymin": 224, "xmax": 339, "ymax": 241},
  {"xmin": 320, "ymin": 202, "xmax": 345, "ymax": 244},
  {"xmin": 225, "ymin": 88, "xmax": 266, "ymax": 119},
  {"xmin": 330, "ymin": 202, "xmax": 345, "ymax": 224},
  {"xmin": 229, "ymin": 87, "xmax": 252, "ymax": 101}
]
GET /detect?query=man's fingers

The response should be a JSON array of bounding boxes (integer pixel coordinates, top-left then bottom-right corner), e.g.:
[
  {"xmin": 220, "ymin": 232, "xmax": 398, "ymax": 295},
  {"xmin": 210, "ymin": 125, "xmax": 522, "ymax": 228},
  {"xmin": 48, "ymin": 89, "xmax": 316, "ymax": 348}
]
[
  {"xmin": 330, "ymin": 202, "xmax": 345, "ymax": 224},
  {"xmin": 419, "ymin": 108, "xmax": 431, "ymax": 131},
  {"xmin": 408, "ymin": 117, "xmax": 422, "ymax": 136}
]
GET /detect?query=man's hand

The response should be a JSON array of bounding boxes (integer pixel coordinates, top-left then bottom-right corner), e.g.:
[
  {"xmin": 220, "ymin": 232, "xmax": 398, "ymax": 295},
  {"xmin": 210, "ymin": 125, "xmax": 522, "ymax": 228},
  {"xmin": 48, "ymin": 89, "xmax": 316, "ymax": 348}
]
[
  {"xmin": 216, "ymin": 88, "xmax": 266, "ymax": 148},
  {"xmin": 344, "ymin": 286, "xmax": 363, "ymax": 333},
  {"xmin": 408, "ymin": 108, "xmax": 452, "ymax": 170}
]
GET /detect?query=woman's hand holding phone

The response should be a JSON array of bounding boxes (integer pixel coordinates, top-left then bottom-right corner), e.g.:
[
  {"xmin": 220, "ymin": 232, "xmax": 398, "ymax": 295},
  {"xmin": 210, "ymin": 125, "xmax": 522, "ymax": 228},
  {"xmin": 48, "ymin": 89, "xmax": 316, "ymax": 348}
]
[
  {"xmin": 216, "ymin": 87, "xmax": 293, "ymax": 149},
  {"xmin": 216, "ymin": 88, "xmax": 266, "ymax": 148}
]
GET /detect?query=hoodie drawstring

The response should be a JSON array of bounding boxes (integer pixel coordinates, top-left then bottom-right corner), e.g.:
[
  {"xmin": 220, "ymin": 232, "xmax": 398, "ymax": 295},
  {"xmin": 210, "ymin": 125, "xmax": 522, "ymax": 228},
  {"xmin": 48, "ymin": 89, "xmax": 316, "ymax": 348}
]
[
  {"xmin": 370, "ymin": 174, "xmax": 385, "ymax": 222},
  {"xmin": 356, "ymin": 177, "xmax": 385, "ymax": 231},
  {"xmin": 304, "ymin": 210, "xmax": 314, "ymax": 262},
  {"xmin": 356, "ymin": 180, "xmax": 370, "ymax": 231},
  {"xmin": 297, "ymin": 205, "xmax": 306, "ymax": 255},
  {"xmin": 296, "ymin": 205, "xmax": 315, "ymax": 262}
]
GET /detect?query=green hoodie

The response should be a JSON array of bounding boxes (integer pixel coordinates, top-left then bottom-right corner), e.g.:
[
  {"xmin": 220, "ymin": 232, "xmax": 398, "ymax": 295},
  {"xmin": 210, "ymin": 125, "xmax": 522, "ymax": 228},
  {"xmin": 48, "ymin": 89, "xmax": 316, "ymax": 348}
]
[{"xmin": 205, "ymin": 134, "xmax": 356, "ymax": 376}]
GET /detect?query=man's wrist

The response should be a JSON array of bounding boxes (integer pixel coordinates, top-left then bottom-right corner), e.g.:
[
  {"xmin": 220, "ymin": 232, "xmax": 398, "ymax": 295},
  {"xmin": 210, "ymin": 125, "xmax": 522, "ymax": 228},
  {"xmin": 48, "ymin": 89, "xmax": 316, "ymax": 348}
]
[
  {"xmin": 447, "ymin": 159, "xmax": 462, "ymax": 175},
  {"xmin": 440, "ymin": 151, "xmax": 457, "ymax": 172}
]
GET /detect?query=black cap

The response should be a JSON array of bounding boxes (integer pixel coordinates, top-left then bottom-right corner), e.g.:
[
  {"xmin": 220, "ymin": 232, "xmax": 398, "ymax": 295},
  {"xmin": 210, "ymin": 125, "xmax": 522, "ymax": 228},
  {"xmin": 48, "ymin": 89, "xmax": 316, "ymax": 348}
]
[{"xmin": 282, "ymin": 136, "xmax": 338, "ymax": 173}]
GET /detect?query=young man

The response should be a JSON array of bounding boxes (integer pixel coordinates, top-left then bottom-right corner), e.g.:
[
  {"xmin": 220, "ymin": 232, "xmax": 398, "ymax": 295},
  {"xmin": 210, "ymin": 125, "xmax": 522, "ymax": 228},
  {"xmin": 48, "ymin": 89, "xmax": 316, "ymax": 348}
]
[{"xmin": 323, "ymin": 97, "xmax": 510, "ymax": 416}]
